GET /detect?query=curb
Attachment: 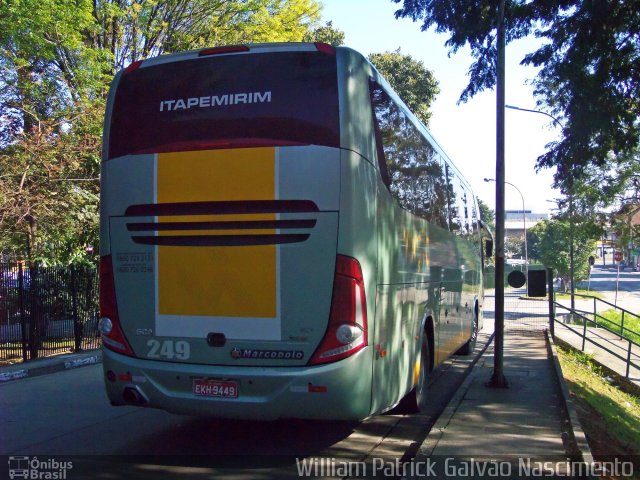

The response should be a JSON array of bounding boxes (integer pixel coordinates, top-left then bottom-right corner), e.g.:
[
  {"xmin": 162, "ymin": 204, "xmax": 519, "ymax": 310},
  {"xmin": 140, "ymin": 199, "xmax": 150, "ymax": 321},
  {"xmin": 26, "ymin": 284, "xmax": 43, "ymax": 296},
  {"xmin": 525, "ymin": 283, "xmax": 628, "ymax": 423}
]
[
  {"xmin": 545, "ymin": 330, "xmax": 595, "ymax": 467},
  {"xmin": 0, "ymin": 350, "xmax": 102, "ymax": 383}
]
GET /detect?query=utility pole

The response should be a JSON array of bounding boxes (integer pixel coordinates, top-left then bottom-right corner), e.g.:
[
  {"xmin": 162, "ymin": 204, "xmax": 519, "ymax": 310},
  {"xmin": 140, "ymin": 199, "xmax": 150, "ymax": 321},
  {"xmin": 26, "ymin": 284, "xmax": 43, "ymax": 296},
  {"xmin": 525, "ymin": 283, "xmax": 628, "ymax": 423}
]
[{"xmin": 489, "ymin": 0, "xmax": 508, "ymax": 389}]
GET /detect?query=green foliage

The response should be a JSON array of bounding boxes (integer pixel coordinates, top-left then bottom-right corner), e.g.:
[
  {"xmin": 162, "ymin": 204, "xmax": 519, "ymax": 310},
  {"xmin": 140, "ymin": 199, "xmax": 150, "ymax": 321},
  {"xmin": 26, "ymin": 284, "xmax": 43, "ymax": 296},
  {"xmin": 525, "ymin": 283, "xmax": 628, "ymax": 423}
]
[
  {"xmin": 477, "ymin": 197, "xmax": 495, "ymax": 227},
  {"xmin": 369, "ymin": 49, "xmax": 440, "ymax": 125},
  {"xmin": 0, "ymin": 104, "xmax": 101, "ymax": 264},
  {"xmin": 303, "ymin": 20, "xmax": 345, "ymax": 46},
  {"xmin": 527, "ymin": 217, "xmax": 596, "ymax": 287},
  {"xmin": 392, "ymin": 0, "xmax": 640, "ymax": 195},
  {"xmin": 595, "ymin": 309, "xmax": 640, "ymax": 345}
]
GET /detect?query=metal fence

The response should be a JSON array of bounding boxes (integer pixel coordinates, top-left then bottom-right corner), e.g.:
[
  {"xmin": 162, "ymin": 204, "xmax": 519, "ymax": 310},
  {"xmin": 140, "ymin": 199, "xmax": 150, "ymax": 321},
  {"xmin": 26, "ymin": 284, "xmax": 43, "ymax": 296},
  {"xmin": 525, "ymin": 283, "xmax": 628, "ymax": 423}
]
[
  {"xmin": 484, "ymin": 267, "xmax": 551, "ymax": 336},
  {"xmin": 552, "ymin": 292, "xmax": 640, "ymax": 381},
  {"xmin": 0, "ymin": 263, "xmax": 100, "ymax": 363},
  {"xmin": 504, "ymin": 283, "xmax": 550, "ymax": 335}
]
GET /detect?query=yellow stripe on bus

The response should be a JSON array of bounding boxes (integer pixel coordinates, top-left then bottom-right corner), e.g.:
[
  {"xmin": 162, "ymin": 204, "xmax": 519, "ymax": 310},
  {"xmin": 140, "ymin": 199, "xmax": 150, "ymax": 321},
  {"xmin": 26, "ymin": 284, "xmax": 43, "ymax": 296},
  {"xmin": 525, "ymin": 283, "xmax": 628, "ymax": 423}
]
[{"xmin": 156, "ymin": 148, "xmax": 277, "ymax": 318}]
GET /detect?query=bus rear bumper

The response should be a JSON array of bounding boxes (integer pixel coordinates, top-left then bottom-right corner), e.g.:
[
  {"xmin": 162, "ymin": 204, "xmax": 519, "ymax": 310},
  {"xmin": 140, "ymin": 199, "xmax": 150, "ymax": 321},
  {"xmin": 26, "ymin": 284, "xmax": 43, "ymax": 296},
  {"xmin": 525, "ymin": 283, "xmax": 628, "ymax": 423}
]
[{"xmin": 102, "ymin": 347, "xmax": 373, "ymax": 420}]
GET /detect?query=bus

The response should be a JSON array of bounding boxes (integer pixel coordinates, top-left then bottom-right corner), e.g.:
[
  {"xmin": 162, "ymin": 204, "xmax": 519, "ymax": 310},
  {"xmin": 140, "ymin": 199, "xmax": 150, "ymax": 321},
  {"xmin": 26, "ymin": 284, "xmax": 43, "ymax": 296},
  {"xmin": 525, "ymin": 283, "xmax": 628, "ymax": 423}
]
[{"xmin": 99, "ymin": 42, "xmax": 492, "ymax": 420}]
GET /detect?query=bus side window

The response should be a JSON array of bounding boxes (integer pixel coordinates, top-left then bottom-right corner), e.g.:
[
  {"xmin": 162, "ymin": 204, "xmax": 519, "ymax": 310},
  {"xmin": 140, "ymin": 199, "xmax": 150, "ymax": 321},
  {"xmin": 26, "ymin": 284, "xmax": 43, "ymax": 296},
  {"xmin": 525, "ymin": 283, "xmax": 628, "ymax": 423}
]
[
  {"xmin": 369, "ymin": 79, "xmax": 392, "ymax": 188},
  {"xmin": 369, "ymin": 80, "xmax": 449, "ymax": 230}
]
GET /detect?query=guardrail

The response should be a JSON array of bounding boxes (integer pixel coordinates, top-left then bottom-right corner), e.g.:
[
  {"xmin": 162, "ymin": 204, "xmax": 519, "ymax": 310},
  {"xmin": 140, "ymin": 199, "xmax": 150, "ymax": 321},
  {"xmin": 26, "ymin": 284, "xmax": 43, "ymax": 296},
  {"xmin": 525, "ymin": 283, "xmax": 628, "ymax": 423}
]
[
  {"xmin": 546, "ymin": 275, "xmax": 640, "ymax": 380},
  {"xmin": 561, "ymin": 292, "xmax": 640, "ymax": 343},
  {"xmin": 552, "ymin": 301, "xmax": 640, "ymax": 379}
]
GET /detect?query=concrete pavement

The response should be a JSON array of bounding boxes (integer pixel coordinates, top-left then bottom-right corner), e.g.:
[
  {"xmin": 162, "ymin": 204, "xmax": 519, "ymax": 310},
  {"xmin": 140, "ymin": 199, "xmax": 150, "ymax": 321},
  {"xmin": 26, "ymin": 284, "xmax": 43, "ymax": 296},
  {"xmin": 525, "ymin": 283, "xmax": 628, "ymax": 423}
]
[
  {"xmin": 410, "ymin": 330, "xmax": 595, "ymax": 479},
  {"xmin": 579, "ymin": 264, "xmax": 640, "ymax": 313}
]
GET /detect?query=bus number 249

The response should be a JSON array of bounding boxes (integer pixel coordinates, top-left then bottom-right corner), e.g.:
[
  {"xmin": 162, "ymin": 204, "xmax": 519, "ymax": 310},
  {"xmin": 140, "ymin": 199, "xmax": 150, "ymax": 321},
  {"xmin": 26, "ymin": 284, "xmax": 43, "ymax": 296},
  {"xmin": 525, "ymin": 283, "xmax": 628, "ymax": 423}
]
[{"xmin": 147, "ymin": 339, "xmax": 191, "ymax": 360}]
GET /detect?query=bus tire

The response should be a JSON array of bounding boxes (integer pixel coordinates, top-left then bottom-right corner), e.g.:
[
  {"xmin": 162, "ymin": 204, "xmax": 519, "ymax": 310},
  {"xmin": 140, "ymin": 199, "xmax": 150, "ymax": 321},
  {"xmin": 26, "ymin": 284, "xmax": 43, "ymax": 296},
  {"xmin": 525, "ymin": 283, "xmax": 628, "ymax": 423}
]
[
  {"xmin": 457, "ymin": 307, "xmax": 478, "ymax": 355},
  {"xmin": 397, "ymin": 331, "xmax": 431, "ymax": 414},
  {"xmin": 414, "ymin": 333, "xmax": 431, "ymax": 410}
]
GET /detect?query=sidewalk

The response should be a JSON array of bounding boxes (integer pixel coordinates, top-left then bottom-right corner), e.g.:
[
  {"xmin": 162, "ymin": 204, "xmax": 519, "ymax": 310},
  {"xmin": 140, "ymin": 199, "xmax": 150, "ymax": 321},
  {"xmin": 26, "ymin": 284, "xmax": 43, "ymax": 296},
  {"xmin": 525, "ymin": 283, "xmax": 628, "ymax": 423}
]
[{"xmin": 411, "ymin": 332, "xmax": 592, "ymax": 478}]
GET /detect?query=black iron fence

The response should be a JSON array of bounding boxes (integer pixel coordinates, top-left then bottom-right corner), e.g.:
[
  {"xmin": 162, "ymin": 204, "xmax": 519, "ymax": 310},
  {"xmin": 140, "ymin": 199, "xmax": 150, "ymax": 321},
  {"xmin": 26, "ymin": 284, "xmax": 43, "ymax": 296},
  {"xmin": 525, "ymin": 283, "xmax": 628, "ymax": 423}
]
[{"xmin": 0, "ymin": 263, "xmax": 100, "ymax": 363}]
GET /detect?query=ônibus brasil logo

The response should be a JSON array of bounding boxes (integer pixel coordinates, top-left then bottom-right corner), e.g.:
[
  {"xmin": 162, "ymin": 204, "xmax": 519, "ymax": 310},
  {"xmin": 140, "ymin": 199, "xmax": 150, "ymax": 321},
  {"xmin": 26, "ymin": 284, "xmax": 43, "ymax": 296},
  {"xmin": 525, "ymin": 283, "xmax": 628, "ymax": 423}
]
[{"xmin": 8, "ymin": 456, "xmax": 73, "ymax": 479}]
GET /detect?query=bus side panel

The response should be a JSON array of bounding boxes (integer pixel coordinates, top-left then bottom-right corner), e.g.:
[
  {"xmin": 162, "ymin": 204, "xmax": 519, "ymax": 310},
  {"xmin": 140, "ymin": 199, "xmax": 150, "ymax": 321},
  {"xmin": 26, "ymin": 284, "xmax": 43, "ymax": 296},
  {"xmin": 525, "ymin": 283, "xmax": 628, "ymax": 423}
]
[
  {"xmin": 336, "ymin": 150, "xmax": 378, "ymax": 415},
  {"xmin": 100, "ymin": 154, "xmax": 156, "ymax": 255},
  {"xmin": 372, "ymin": 187, "xmax": 437, "ymax": 412}
]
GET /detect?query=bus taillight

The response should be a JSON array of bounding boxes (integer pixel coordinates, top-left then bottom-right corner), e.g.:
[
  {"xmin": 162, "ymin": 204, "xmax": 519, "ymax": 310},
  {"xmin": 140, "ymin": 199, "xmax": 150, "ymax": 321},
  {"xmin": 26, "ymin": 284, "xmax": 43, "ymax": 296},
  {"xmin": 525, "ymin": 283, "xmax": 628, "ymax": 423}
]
[
  {"xmin": 309, "ymin": 255, "xmax": 368, "ymax": 365},
  {"xmin": 99, "ymin": 255, "xmax": 134, "ymax": 356}
]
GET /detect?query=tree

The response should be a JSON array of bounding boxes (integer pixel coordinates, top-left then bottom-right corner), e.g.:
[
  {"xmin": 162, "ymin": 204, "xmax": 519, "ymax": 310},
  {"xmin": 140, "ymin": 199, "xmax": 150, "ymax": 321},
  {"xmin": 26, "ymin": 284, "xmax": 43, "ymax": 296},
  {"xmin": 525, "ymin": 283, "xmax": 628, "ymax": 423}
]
[
  {"xmin": 477, "ymin": 197, "xmax": 495, "ymax": 228},
  {"xmin": 505, "ymin": 236, "xmax": 524, "ymax": 259},
  {"xmin": 0, "ymin": 105, "xmax": 102, "ymax": 264},
  {"xmin": 392, "ymin": 0, "xmax": 640, "ymax": 195},
  {"xmin": 0, "ymin": 0, "xmax": 324, "ymax": 263},
  {"xmin": 369, "ymin": 49, "xmax": 440, "ymax": 125},
  {"xmin": 527, "ymin": 218, "xmax": 596, "ymax": 290},
  {"xmin": 610, "ymin": 204, "xmax": 640, "ymax": 264},
  {"xmin": 303, "ymin": 20, "xmax": 345, "ymax": 46}
]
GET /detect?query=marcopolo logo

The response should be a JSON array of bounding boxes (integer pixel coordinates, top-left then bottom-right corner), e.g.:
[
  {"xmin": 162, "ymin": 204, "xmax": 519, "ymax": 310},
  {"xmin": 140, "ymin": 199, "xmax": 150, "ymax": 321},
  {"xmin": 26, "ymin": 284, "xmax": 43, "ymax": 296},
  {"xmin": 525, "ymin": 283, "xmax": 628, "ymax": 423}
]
[
  {"xmin": 8, "ymin": 456, "xmax": 73, "ymax": 479},
  {"xmin": 230, "ymin": 348, "xmax": 304, "ymax": 360}
]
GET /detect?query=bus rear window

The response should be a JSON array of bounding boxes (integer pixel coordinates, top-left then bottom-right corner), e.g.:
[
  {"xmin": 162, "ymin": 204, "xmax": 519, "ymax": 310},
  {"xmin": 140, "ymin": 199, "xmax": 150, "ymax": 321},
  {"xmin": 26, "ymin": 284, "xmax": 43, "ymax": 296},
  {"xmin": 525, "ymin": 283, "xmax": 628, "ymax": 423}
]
[{"xmin": 107, "ymin": 51, "xmax": 339, "ymax": 160}]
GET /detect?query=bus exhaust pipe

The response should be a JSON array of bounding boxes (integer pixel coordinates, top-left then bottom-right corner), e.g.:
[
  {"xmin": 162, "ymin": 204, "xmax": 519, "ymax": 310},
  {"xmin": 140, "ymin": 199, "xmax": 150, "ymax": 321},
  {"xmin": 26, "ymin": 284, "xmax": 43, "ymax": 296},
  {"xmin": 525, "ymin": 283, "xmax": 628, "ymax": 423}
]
[{"xmin": 122, "ymin": 386, "xmax": 149, "ymax": 405}]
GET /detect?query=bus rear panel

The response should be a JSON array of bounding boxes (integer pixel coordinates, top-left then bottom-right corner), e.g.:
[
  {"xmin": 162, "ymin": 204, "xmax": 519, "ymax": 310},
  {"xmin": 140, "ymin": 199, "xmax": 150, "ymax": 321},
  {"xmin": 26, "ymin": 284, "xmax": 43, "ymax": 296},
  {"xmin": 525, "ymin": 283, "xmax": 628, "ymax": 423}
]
[{"xmin": 100, "ymin": 44, "xmax": 375, "ymax": 420}]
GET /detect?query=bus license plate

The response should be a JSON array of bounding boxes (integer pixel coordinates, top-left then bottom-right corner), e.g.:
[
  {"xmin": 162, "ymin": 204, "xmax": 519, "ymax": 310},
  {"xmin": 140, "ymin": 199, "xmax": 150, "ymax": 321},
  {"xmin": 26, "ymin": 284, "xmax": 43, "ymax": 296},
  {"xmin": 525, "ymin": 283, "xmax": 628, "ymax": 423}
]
[{"xmin": 193, "ymin": 379, "xmax": 238, "ymax": 398}]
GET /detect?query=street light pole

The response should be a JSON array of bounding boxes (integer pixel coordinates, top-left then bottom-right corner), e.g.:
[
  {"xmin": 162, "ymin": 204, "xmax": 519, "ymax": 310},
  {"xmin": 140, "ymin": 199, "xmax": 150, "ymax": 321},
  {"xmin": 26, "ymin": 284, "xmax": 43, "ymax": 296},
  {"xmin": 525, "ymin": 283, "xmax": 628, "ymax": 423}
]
[
  {"xmin": 485, "ymin": 178, "xmax": 528, "ymax": 275},
  {"xmin": 505, "ymin": 105, "xmax": 563, "ymax": 128}
]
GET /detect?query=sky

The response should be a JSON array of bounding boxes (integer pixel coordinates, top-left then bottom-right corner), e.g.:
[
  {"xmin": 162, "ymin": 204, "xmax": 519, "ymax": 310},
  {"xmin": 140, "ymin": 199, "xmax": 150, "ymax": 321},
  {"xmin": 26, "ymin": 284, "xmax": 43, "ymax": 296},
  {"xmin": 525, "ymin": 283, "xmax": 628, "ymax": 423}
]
[{"xmin": 320, "ymin": 0, "xmax": 562, "ymax": 216}]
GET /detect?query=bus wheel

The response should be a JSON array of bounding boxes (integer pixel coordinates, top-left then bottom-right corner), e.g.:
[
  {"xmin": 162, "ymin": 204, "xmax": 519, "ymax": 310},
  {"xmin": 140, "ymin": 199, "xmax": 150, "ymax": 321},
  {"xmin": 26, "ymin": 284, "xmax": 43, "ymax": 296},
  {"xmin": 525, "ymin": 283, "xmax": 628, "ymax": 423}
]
[
  {"xmin": 395, "ymin": 330, "xmax": 431, "ymax": 414},
  {"xmin": 457, "ymin": 310, "xmax": 478, "ymax": 355},
  {"xmin": 414, "ymin": 333, "xmax": 431, "ymax": 411}
]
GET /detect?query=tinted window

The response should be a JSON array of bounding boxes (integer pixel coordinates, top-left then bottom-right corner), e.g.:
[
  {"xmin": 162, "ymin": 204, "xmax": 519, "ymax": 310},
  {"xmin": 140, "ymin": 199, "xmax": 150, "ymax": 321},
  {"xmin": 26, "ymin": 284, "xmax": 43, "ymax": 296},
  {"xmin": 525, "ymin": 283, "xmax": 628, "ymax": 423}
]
[
  {"xmin": 448, "ymin": 174, "xmax": 468, "ymax": 236},
  {"xmin": 370, "ymin": 82, "xmax": 449, "ymax": 229},
  {"xmin": 108, "ymin": 51, "xmax": 339, "ymax": 160}
]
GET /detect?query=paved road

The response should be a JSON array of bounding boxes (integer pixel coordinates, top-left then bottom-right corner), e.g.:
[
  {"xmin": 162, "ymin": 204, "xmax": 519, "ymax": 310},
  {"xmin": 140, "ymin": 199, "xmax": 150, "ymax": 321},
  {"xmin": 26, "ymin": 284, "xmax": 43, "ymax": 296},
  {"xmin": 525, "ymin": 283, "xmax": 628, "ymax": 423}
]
[
  {"xmin": 0, "ymin": 331, "xmax": 492, "ymax": 479},
  {"xmin": 579, "ymin": 264, "xmax": 640, "ymax": 313}
]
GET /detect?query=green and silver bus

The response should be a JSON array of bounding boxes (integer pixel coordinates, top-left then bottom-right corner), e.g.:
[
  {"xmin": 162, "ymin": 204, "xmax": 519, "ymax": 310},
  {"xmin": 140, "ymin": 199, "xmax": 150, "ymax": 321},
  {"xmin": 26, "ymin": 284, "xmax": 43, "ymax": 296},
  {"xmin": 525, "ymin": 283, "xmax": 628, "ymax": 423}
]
[{"xmin": 99, "ymin": 42, "xmax": 490, "ymax": 420}]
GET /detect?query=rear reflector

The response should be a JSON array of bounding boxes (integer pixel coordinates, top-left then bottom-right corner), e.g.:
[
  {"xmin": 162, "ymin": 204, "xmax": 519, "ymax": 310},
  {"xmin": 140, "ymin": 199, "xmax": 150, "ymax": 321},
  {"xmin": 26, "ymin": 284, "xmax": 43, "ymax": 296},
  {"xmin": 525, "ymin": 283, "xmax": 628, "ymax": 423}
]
[
  {"xmin": 100, "ymin": 255, "xmax": 134, "ymax": 356},
  {"xmin": 309, "ymin": 255, "xmax": 368, "ymax": 365},
  {"xmin": 199, "ymin": 45, "xmax": 250, "ymax": 56}
]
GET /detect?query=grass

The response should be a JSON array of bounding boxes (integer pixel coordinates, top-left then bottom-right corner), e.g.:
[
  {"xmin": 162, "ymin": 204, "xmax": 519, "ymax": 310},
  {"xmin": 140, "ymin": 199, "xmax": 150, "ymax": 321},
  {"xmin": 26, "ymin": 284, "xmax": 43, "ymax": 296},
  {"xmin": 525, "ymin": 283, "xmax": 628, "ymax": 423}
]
[
  {"xmin": 592, "ymin": 309, "xmax": 640, "ymax": 345},
  {"xmin": 557, "ymin": 346, "xmax": 640, "ymax": 461},
  {"xmin": 555, "ymin": 288, "xmax": 605, "ymax": 300}
]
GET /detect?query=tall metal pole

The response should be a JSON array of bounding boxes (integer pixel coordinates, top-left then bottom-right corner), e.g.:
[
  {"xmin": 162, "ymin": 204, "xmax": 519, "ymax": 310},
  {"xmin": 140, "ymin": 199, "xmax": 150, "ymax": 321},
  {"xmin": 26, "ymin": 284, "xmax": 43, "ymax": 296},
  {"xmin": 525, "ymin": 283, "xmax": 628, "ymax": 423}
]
[{"xmin": 489, "ymin": 0, "xmax": 508, "ymax": 388}]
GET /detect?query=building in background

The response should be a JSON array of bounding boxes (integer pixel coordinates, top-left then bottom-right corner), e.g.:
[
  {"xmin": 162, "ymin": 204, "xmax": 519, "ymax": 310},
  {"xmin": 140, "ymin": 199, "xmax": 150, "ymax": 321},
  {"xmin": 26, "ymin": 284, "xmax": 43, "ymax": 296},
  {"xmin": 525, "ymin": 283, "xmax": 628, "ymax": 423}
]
[
  {"xmin": 505, "ymin": 210, "xmax": 548, "ymax": 239},
  {"xmin": 504, "ymin": 210, "xmax": 548, "ymax": 263}
]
